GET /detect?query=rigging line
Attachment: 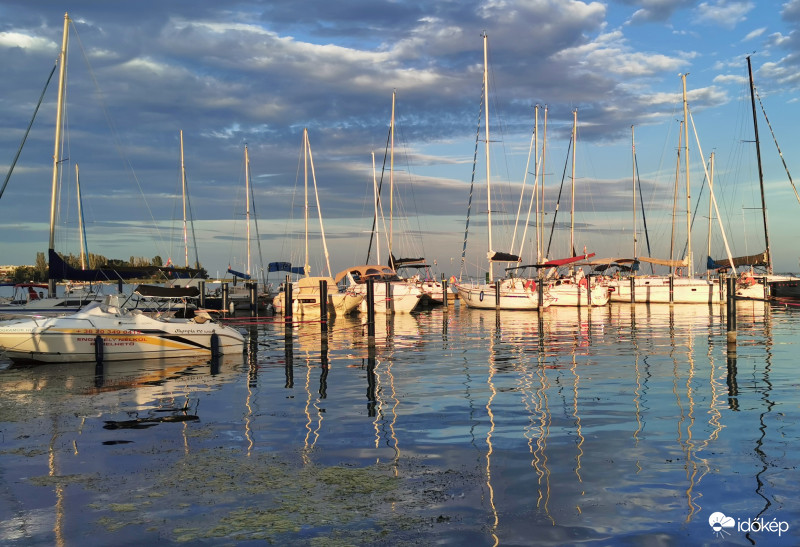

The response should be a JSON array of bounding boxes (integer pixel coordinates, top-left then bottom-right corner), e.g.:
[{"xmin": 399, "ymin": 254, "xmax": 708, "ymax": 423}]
[
  {"xmin": 755, "ymin": 89, "xmax": 800, "ymax": 206},
  {"xmin": 460, "ymin": 82, "xmax": 485, "ymax": 280},
  {"xmin": 184, "ymin": 170, "xmax": 201, "ymax": 269},
  {"xmin": 1, "ymin": 63, "xmax": 57, "ymax": 200},
  {"xmin": 681, "ymin": 162, "xmax": 707, "ymax": 262},
  {"xmin": 634, "ymin": 153, "xmax": 654, "ymax": 273},
  {"xmin": 71, "ymin": 22, "xmax": 167, "ymax": 256},
  {"xmin": 366, "ymin": 125, "xmax": 392, "ymax": 264},
  {"xmin": 545, "ymin": 136, "xmax": 572, "ymax": 260},
  {"xmin": 396, "ymin": 124, "xmax": 428, "ymax": 261},
  {"xmin": 248, "ymin": 171, "xmax": 267, "ymax": 285}
]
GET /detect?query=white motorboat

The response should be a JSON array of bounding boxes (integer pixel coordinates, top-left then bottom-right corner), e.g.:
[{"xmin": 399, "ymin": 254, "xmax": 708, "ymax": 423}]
[{"xmin": 0, "ymin": 286, "xmax": 244, "ymax": 364}]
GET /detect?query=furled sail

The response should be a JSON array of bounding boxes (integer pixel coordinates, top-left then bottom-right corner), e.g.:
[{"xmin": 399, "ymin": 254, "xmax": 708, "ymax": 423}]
[
  {"xmin": 488, "ymin": 251, "xmax": 520, "ymax": 263},
  {"xmin": 707, "ymin": 251, "xmax": 767, "ymax": 270},
  {"xmin": 267, "ymin": 262, "xmax": 305, "ymax": 275}
]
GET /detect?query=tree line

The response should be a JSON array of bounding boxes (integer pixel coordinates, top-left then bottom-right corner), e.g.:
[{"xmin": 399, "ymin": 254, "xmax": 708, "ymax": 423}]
[{"xmin": 8, "ymin": 252, "xmax": 178, "ymax": 283}]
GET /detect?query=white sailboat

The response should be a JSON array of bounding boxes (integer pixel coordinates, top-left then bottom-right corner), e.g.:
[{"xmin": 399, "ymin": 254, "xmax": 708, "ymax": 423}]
[
  {"xmin": 272, "ymin": 128, "xmax": 363, "ymax": 317},
  {"xmin": 226, "ymin": 145, "xmax": 272, "ymax": 311},
  {"xmin": 608, "ymin": 74, "xmax": 735, "ymax": 304},
  {"xmin": 455, "ymin": 33, "xmax": 549, "ymax": 311},
  {"xmin": 539, "ymin": 109, "xmax": 609, "ymax": 307},
  {"xmin": 383, "ymin": 91, "xmax": 445, "ymax": 306}
]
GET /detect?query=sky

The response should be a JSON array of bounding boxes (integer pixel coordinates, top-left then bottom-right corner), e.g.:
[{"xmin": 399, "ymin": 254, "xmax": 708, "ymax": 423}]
[{"xmin": 2, "ymin": 0, "xmax": 800, "ymax": 281}]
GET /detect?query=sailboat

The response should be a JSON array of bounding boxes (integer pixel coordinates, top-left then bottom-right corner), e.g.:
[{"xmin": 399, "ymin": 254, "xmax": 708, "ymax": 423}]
[
  {"xmin": 607, "ymin": 74, "xmax": 735, "ymax": 304},
  {"xmin": 383, "ymin": 91, "xmax": 445, "ymax": 306},
  {"xmin": 271, "ymin": 128, "xmax": 363, "ymax": 317},
  {"xmin": 335, "ymin": 94, "xmax": 425, "ymax": 315},
  {"xmin": 455, "ymin": 33, "xmax": 550, "ymax": 310},
  {"xmin": 224, "ymin": 145, "xmax": 273, "ymax": 311},
  {"xmin": 714, "ymin": 56, "xmax": 797, "ymax": 299},
  {"xmin": 534, "ymin": 109, "xmax": 609, "ymax": 307}
]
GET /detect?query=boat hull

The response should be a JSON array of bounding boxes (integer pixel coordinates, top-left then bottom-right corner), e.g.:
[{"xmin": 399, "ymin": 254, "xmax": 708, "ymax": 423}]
[
  {"xmin": 457, "ymin": 279, "xmax": 549, "ymax": 310},
  {"xmin": 608, "ymin": 277, "xmax": 724, "ymax": 304},
  {"xmin": 545, "ymin": 280, "xmax": 610, "ymax": 307},
  {"xmin": 354, "ymin": 282, "xmax": 421, "ymax": 313},
  {"xmin": 0, "ymin": 306, "xmax": 244, "ymax": 364}
]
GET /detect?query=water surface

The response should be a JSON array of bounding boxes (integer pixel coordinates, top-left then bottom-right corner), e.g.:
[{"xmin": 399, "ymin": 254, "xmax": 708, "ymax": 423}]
[{"xmin": 0, "ymin": 301, "xmax": 798, "ymax": 545}]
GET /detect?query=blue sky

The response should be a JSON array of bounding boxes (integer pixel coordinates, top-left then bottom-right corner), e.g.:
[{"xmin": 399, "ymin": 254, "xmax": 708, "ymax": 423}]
[{"xmin": 1, "ymin": 0, "xmax": 800, "ymax": 279}]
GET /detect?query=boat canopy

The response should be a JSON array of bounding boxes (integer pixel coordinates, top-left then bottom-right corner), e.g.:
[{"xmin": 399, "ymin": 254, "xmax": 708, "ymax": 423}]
[{"xmin": 334, "ymin": 265, "xmax": 399, "ymax": 285}]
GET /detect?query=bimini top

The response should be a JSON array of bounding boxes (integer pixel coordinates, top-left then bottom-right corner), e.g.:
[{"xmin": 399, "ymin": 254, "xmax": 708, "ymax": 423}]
[{"xmin": 334, "ymin": 265, "xmax": 400, "ymax": 285}]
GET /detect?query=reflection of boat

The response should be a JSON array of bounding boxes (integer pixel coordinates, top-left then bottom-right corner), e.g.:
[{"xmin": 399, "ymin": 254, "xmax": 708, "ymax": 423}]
[
  {"xmin": 0, "ymin": 286, "xmax": 244, "ymax": 364},
  {"xmin": 1, "ymin": 352, "xmax": 244, "ymax": 396}
]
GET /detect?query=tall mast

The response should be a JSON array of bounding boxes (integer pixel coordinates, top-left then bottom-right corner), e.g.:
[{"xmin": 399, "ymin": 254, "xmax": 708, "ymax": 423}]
[
  {"xmin": 244, "ymin": 145, "xmax": 251, "ymax": 278},
  {"xmin": 389, "ymin": 90, "xmax": 395, "ymax": 266},
  {"xmin": 534, "ymin": 105, "xmax": 540, "ymax": 263},
  {"xmin": 540, "ymin": 106, "xmax": 547, "ymax": 262},
  {"xmin": 180, "ymin": 130, "xmax": 189, "ymax": 268},
  {"xmin": 670, "ymin": 121, "xmax": 682, "ymax": 273},
  {"xmin": 306, "ymin": 133, "xmax": 332, "ymax": 277},
  {"xmin": 570, "ymin": 109, "xmax": 577, "ymax": 260},
  {"xmin": 304, "ymin": 128, "xmax": 309, "ymax": 276},
  {"xmin": 483, "ymin": 32, "xmax": 493, "ymax": 280},
  {"xmin": 48, "ymin": 13, "xmax": 69, "ymax": 297},
  {"xmin": 682, "ymin": 74, "xmax": 693, "ymax": 277},
  {"xmin": 76, "ymin": 164, "xmax": 87, "ymax": 270},
  {"xmin": 707, "ymin": 152, "xmax": 714, "ymax": 279},
  {"xmin": 747, "ymin": 56, "xmax": 772, "ymax": 274},
  {"xmin": 632, "ymin": 125, "xmax": 637, "ymax": 258}
]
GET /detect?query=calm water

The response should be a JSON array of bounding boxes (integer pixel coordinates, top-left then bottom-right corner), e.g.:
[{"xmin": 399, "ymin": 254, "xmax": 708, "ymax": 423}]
[{"xmin": 0, "ymin": 300, "xmax": 798, "ymax": 546}]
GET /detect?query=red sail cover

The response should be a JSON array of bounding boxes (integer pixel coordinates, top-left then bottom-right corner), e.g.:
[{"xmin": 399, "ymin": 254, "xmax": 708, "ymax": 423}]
[{"xmin": 541, "ymin": 253, "xmax": 595, "ymax": 267}]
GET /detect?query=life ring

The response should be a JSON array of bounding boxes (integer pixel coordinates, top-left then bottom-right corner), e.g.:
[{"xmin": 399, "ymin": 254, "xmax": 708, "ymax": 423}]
[
  {"xmin": 579, "ymin": 278, "xmax": 588, "ymax": 288},
  {"xmin": 742, "ymin": 273, "xmax": 755, "ymax": 286}
]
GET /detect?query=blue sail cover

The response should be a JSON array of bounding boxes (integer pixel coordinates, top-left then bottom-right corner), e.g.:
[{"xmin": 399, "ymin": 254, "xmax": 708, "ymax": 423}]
[
  {"xmin": 227, "ymin": 267, "xmax": 251, "ymax": 280},
  {"xmin": 49, "ymin": 249, "xmax": 201, "ymax": 281},
  {"xmin": 267, "ymin": 262, "xmax": 305, "ymax": 275},
  {"xmin": 49, "ymin": 249, "xmax": 145, "ymax": 281}
]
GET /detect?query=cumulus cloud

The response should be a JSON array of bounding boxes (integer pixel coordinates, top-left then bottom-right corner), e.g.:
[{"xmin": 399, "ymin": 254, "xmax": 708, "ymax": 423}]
[{"xmin": 695, "ymin": 1, "xmax": 754, "ymax": 29}]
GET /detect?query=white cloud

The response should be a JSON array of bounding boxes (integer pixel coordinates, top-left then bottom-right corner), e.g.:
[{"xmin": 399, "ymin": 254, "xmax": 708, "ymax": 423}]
[
  {"xmin": 0, "ymin": 32, "xmax": 55, "ymax": 53},
  {"xmin": 743, "ymin": 27, "xmax": 766, "ymax": 41},
  {"xmin": 695, "ymin": 1, "xmax": 754, "ymax": 29}
]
